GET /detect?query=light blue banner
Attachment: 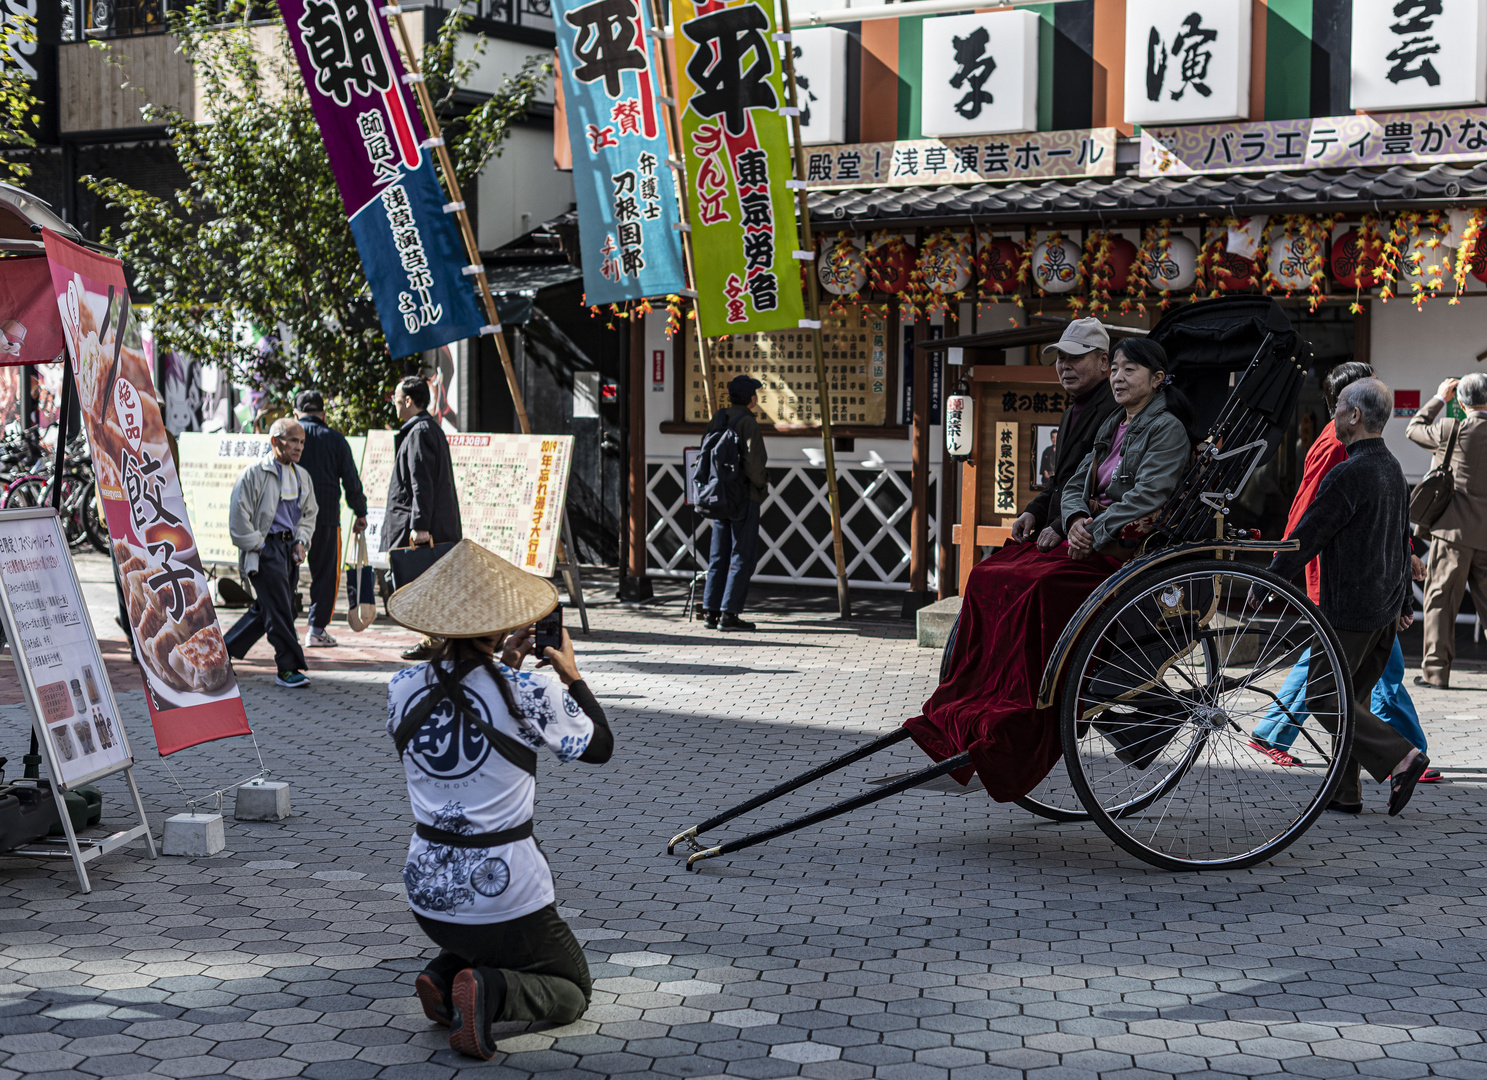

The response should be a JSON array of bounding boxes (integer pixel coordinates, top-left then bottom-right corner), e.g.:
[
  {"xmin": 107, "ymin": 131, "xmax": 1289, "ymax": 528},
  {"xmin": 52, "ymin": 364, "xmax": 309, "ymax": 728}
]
[{"xmin": 553, "ymin": 0, "xmax": 686, "ymax": 305}]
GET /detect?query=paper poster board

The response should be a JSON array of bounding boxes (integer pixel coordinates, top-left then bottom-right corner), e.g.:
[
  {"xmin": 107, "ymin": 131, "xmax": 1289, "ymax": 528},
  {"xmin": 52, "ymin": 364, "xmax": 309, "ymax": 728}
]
[
  {"xmin": 0, "ymin": 509, "xmax": 136, "ymax": 788},
  {"xmin": 176, "ymin": 433, "xmax": 273, "ymax": 565},
  {"xmin": 180, "ymin": 432, "xmax": 367, "ymax": 570},
  {"xmin": 977, "ymin": 378, "xmax": 1072, "ymax": 524},
  {"xmin": 358, "ymin": 431, "xmax": 575, "ymax": 577}
]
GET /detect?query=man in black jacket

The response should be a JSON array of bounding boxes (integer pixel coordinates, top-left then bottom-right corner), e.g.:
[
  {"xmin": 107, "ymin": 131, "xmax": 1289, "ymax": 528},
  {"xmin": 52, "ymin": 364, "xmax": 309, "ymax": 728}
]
[
  {"xmin": 295, "ymin": 390, "xmax": 368, "ymax": 648},
  {"xmin": 702, "ymin": 375, "xmax": 768, "ymax": 632},
  {"xmin": 382, "ymin": 376, "xmax": 462, "ymax": 661},
  {"xmin": 1260, "ymin": 378, "xmax": 1431, "ymax": 816},
  {"xmin": 1010, "ymin": 318, "xmax": 1120, "ymax": 550}
]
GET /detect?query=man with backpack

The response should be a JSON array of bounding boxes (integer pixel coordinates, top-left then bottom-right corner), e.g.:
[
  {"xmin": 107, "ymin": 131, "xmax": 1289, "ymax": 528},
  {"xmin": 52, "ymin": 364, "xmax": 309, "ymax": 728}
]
[{"xmin": 698, "ymin": 375, "xmax": 768, "ymax": 631}]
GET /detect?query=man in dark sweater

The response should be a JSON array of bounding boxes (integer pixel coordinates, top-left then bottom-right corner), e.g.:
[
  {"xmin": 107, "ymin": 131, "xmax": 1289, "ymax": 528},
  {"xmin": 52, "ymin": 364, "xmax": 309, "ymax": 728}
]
[
  {"xmin": 1011, "ymin": 318, "xmax": 1120, "ymax": 550},
  {"xmin": 702, "ymin": 375, "xmax": 768, "ymax": 632},
  {"xmin": 1260, "ymin": 378, "xmax": 1431, "ymax": 816},
  {"xmin": 295, "ymin": 390, "xmax": 368, "ymax": 648}
]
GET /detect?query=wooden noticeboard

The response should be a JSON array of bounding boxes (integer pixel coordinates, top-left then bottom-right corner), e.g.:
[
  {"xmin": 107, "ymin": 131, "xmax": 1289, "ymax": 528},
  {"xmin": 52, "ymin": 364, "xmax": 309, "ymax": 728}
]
[
  {"xmin": 682, "ymin": 304, "xmax": 890, "ymax": 426},
  {"xmin": 954, "ymin": 366, "xmax": 1066, "ymax": 592}
]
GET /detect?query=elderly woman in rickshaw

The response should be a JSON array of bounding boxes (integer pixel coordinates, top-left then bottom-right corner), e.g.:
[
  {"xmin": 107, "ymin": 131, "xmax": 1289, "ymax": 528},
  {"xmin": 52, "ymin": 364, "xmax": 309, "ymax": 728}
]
[{"xmin": 907, "ymin": 336, "xmax": 1199, "ymax": 801}]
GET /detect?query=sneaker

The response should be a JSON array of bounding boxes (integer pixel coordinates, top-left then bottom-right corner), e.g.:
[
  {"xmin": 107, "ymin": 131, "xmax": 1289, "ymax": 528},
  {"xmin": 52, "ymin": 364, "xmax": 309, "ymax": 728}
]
[
  {"xmin": 703, "ymin": 610, "xmax": 720, "ymax": 630},
  {"xmin": 719, "ymin": 613, "xmax": 756, "ymax": 631},
  {"xmin": 414, "ymin": 972, "xmax": 452, "ymax": 1028},
  {"xmin": 305, "ymin": 627, "xmax": 338, "ymax": 648},
  {"xmin": 1248, "ymin": 738, "xmax": 1301, "ymax": 767},
  {"xmin": 275, "ymin": 670, "xmax": 310, "ymax": 688},
  {"xmin": 401, "ymin": 643, "xmax": 438, "ymax": 662},
  {"xmin": 448, "ymin": 968, "xmax": 501, "ymax": 1060}
]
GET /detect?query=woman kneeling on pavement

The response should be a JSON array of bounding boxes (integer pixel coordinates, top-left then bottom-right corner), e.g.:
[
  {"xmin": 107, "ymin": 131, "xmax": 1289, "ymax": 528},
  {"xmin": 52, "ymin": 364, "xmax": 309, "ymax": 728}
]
[{"xmin": 384, "ymin": 539, "xmax": 611, "ymax": 1059}]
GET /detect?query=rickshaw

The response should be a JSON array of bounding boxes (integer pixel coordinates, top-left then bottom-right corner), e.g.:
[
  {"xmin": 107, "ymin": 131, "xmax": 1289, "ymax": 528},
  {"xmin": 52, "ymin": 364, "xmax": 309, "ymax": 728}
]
[{"xmin": 669, "ymin": 297, "xmax": 1359, "ymax": 873}]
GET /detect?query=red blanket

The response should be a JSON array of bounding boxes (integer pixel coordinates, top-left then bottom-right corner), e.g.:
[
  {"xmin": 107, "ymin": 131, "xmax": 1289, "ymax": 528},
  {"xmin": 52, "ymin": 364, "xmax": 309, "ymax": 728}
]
[{"xmin": 904, "ymin": 542, "xmax": 1121, "ymax": 801}]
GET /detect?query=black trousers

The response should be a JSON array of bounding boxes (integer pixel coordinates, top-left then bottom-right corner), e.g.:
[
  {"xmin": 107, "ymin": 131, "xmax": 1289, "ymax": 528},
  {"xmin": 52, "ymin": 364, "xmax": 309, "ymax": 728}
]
[
  {"xmin": 306, "ymin": 518, "xmax": 340, "ymax": 630},
  {"xmin": 1305, "ymin": 622, "xmax": 1417, "ymax": 804},
  {"xmin": 415, "ymin": 903, "xmax": 591, "ymax": 1025},
  {"xmin": 225, "ymin": 535, "xmax": 307, "ymax": 673}
]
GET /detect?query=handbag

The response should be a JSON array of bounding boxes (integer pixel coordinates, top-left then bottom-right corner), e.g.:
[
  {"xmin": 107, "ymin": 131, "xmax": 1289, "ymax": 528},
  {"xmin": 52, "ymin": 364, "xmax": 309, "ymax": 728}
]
[
  {"xmin": 344, "ymin": 532, "xmax": 377, "ymax": 632},
  {"xmin": 1409, "ymin": 419, "xmax": 1460, "ymax": 529},
  {"xmin": 388, "ymin": 539, "xmax": 456, "ymax": 592}
]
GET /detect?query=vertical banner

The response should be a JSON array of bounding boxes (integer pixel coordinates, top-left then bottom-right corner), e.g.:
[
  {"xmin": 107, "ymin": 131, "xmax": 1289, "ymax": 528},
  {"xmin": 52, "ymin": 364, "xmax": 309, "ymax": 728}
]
[
  {"xmin": 0, "ymin": 256, "xmax": 68, "ymax": 366},
  {"xmin": 552, "ymin": 0, "xmax": 686, "ymax": 304},
  {"xmin": 278, "ymin": 0, "xmax": 482, "ymax": 358},
  {"xmin": 993, "ymin": 421, "xmax": 1018, "ymax": 515},
  {"xmin": 673, "ymin": 0, "xmax": 804, "ymax": 336},
  {"xmin": 43, "ymin": 231, "xmax": 252, "ymax": 756}
]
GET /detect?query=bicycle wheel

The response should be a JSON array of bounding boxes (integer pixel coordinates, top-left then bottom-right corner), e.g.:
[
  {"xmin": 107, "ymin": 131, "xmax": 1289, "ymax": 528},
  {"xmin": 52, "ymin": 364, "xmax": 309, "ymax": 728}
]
[
  {"xmin": 1060, "ymin": 558, "xmax": 1354, "ymax": 871},
  {"xmin": 2, "ymin": 475, "xmax": 45, "ymax": 508},
  {"xmin": 80, "ymin": 481, "xmax": 110, "ymax": 553}
]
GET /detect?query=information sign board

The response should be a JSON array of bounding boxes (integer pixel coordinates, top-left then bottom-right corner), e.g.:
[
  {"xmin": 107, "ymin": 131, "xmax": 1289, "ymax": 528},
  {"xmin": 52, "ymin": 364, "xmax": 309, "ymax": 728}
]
[{"xmin": 0, "ymin": 509, "xmax": 136, "ymax": 788}]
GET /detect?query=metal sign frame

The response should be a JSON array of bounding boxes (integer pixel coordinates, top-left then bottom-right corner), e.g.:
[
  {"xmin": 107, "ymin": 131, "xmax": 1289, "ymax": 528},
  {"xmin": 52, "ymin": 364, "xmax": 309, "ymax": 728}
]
[{"xmin": 0, "ymin": 507, "xmax": 156, "ymax": 892}]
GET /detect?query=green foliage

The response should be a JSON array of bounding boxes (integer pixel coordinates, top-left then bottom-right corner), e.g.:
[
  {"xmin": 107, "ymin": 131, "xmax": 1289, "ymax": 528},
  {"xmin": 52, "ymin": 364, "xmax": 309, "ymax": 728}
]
[
  {"xmin": 0, "ymin": 13, "xmax": 41, "ymax": 181},
  {"xmin": 84, "ymin": 0, "xmax": 551, "ymax": 435}
]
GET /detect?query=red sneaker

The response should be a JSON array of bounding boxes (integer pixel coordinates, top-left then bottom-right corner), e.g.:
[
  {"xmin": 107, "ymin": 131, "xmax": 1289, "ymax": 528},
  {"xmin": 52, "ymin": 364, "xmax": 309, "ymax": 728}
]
[{"xmin": 1248, "ymin": 739, "xmax": 1302, "ymax": 767}]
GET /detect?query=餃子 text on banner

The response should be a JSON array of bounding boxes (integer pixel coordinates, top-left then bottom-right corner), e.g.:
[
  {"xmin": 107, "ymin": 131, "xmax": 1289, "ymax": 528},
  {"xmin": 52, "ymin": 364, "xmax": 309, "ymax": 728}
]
[
  {"xmin": 553, "ymin": 0, "xmax": 685, "ymax": 304},
  {"xmin": 279, "ymin": 0, "xmax": 483, "ymax": 358},
  {"xmin": 43, "ymin": 229, "xmax": 252, "ymax": 756},
  {"xmin": 674, "ymin": 0, "xmax": 804, "ymax": 337}
]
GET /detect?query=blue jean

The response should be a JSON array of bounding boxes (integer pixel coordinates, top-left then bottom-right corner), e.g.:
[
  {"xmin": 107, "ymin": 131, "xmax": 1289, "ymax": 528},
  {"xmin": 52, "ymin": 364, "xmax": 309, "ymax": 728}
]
[
  {"xmin": 1251, "ymin": 638, "xmax": 1427, "ymax": 753},
  {"xmin": 703, "ymin": 499, "xmax": 761, "ymax": 615}
]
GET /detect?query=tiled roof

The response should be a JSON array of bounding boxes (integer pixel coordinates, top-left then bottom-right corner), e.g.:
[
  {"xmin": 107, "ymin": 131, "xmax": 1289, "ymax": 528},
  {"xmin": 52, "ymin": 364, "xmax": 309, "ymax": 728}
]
[{"xmin": 805, "ymin": 162, "xmax": 1487, "ymax": 229}]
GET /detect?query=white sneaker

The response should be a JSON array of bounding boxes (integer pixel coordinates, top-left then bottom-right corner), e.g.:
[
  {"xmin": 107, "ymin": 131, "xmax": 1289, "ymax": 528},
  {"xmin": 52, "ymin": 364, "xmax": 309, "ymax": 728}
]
[{"xmin": 305, "ymin": 628, "xmax": 338, "ymax": 648}]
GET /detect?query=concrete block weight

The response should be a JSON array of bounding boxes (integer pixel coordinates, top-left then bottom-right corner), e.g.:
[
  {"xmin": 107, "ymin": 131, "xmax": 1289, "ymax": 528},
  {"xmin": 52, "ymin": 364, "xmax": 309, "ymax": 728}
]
[
  {"xmin": 234, "ymin": 780, "xmax": 292, "ymax": 821},
  {"xmin": 162, "ymin": 812, "xmax": 226, "ymax": 856},
  {"xmin": 916, "ymin": 596, "xmax": 963, "ymax": 649}
]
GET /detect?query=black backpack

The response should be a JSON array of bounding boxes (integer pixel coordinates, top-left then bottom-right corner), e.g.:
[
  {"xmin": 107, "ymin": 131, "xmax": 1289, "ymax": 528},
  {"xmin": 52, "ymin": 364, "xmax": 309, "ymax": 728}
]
[{"xmin": 694, "ymin": 411, "xmax": 751, "ymax": 521}]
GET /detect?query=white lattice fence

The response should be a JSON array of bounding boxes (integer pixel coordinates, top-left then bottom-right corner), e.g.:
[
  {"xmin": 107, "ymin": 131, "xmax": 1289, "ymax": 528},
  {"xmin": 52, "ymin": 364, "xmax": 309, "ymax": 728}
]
[{"xmin": 645, "ymin": 460, "xmax": 938, "ymax": 591}]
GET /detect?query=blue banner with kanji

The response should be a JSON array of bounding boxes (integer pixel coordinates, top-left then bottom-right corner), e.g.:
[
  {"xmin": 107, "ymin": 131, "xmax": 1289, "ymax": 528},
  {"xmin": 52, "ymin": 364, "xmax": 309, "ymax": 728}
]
[
  {"xmin": 553, "ymin": 0, "xmax": 686, "ymax": 305},
  {"xmin": 280, "ymin": 0, "xmax": 483, "ymax": 359}
]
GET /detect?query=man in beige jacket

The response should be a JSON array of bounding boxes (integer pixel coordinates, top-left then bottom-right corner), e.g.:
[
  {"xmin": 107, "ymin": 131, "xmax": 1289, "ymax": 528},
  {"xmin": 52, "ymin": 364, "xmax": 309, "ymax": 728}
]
[{"xmin": 1406, "ymin": 373, "xmax": 1487, "ymax": 688}]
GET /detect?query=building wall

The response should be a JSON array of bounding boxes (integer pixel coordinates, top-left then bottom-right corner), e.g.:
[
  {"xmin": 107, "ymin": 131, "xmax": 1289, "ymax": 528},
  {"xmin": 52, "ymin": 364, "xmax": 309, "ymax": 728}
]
[
  {"xmin": 1371, "ymin": 298, "xmax": 1487, "ymax": 481},
  {"xmin": 476, "ymin": 125, "xmax": 574, "ymax": 250}
]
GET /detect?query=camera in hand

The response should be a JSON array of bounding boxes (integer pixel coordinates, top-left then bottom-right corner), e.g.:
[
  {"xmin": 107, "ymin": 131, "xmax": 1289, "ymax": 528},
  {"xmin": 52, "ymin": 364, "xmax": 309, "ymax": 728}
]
[{"xmin": 534, "ymin": 606, "xmax": 563, "ymax": 655}]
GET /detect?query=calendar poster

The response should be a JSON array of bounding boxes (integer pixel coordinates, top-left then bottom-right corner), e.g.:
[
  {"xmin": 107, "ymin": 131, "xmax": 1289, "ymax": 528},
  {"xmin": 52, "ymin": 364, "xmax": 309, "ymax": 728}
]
[{"xmin": 684, "ymin": 305, "xmax": 889, "ymax": 426}]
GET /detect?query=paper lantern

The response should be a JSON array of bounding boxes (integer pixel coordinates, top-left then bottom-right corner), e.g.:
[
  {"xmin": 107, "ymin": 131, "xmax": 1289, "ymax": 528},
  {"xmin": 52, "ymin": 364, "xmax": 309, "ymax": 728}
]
[
  {"xmin": 977, "ymin": 237, "xmax": 1021, "ymax": 294},
  {"xmin": 1101, "ymin": 235, "xmax": 1138, "ymax": 292},
  {"xmin": 818, "ymin": 239, "xmax": 867, "ymax": 295},
  {"xmin": 1470, "ymin": 242, "xmax": 1487, "ymax": 283},
  {"xmin": 1330, "ymin": 228, "xmax": 1384, "ymax": 289},
  {"xmin": 918, "ymin": 234, "xmax": 972, "ymax": 294},
  {"xmin": 1267, "ymin": 230, "xmax": 1312, "ymax": 291},
  {"xmin": 867, "ymin": 236, "xmax": 915, "ymax": 294},
  {"xmin": 1144, "ymin": 234, "xmax": 1197, "ymax": 291},
  {"xmin": 1215, "ymin": 248, "xmax": 1259, "ymax": 291},
  {"xmin": 1030, "ymin": 239, "xmax": 1081, "ymax": 294}
]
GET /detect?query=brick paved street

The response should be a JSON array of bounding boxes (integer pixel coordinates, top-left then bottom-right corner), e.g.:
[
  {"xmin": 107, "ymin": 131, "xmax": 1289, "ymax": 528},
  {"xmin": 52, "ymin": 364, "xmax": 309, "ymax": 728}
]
[{"xmin": 4, "ymin": 559, "xmax": 1487, "ymax": 1079}]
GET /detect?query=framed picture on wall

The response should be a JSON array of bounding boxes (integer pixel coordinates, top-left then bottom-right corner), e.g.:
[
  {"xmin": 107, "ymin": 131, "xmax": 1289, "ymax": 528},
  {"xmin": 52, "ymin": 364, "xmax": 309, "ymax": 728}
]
[{"xmin": 1031, "ymin": 424, "xmax": 1059, "ymax": 490}]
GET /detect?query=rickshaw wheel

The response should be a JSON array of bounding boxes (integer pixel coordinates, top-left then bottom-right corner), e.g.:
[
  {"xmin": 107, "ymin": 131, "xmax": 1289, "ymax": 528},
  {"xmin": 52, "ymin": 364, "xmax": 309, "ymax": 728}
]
[{"xmin": 1059, "ymin": 559, "xmax": 1355, "ymax": 871}]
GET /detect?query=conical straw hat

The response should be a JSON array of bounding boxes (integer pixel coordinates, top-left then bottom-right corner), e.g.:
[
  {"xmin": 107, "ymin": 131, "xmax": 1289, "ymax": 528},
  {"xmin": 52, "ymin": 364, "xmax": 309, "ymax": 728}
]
[{"xmin": 386, "ymin": 539, "xmax": 559, "ymax": 639}]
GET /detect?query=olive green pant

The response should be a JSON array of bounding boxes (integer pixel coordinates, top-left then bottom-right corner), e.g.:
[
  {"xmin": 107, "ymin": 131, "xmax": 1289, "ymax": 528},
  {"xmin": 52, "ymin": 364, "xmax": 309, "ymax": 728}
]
[{"xmin": 415, "ymin": 904, "xmax": 592, "ymax": 1024}]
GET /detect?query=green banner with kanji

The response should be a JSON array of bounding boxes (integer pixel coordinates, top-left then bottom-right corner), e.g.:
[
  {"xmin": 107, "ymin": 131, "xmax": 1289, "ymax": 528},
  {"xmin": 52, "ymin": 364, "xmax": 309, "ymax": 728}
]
[{"xmin": 674, "ymin": 0, "xmax": 804, "ymax": 336}]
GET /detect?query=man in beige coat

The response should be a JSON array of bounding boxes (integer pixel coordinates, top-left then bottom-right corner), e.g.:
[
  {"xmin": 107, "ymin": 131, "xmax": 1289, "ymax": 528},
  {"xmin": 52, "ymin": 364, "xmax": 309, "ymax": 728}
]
[{"xmin": 1407, "ymin": 373, "xmax": 1487, "ymax": 687}]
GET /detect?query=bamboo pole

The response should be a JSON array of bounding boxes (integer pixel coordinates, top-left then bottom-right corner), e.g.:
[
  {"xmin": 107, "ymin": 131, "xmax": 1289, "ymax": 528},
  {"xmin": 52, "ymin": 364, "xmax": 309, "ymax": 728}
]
[
  {"xmin": 778, "ymin": 0, "xmax": 851, "ymax": 618},
  {"xmin": 383, "ymin": 5, "xmax": 531, "ymax": 434},
  {"xmin": 641, "ymin": 0, "xmax": 719, "ymax": 418}
]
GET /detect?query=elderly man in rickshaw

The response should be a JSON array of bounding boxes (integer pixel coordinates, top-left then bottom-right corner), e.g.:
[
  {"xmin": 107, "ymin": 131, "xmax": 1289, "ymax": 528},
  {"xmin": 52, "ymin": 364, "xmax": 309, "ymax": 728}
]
[{"xmin": 908, "ymin": 335, "xmax": 1199, "ymax": 802}]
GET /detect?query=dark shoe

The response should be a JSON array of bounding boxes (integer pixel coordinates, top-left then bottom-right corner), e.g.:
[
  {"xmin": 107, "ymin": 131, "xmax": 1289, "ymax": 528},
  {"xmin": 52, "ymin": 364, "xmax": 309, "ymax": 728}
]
[
  {"xmin": 703, "ymin": 610, "xmax": 720, "ymax": 630},
  {"xmin": 719, "ymin": 613, "xmax": 756, "ymax": 631},
  {"xmin": 1327, "ymin": 799, "xmax": 1363, "ymax": 815},
  {"xmin": 1389, "ymin": 752, "xmax": 1431, "ymax": 817},
  {"xmin": 448, "ymin": 968, "xmax": 503, "ymax": 1060},
  {"xmin": 1412, "ymin": 676, "xmax": 1447, "ymax": 689},
  {"xmin": 275, "ymin": 670, "xmax": 310, "ymax": 689},
  {"xmin": 415, "ymin": 972, "xmax": 452, "ymax": 1027},
  {"xmin": 401, "ymin": 644, "xmax": 437, "ymax": 662}
]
